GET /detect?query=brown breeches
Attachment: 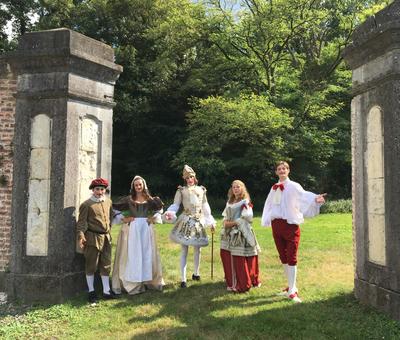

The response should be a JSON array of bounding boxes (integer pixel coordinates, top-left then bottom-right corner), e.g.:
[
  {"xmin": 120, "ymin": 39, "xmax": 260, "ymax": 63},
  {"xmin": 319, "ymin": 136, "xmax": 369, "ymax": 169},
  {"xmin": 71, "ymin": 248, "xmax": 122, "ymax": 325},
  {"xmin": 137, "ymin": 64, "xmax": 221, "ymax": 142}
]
[{"xmin": 84, "ymin": 238, "xmax": 112, "ymax": 276}]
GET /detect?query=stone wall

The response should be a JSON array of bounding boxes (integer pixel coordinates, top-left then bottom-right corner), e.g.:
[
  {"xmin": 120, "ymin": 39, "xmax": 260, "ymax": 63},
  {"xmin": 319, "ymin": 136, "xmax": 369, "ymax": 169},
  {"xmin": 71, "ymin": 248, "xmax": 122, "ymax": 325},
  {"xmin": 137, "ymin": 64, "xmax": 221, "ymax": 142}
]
[
  {"xmin": 0, "ymin": 60, "xmax": 16, "ymax": 285},
  {"xmin": 343, "ymin": 0, "xmax": 400, "ymax": 321},
  {"xmin": 5, "ymin": 29, "xmax": 122, "ymax": 303}
]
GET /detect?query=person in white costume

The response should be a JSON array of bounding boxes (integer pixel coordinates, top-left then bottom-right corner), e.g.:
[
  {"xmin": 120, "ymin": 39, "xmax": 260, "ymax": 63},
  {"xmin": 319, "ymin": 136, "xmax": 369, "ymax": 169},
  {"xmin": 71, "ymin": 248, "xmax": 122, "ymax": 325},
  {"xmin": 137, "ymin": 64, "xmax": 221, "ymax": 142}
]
[
  {"xmin": 261, "ymin": 161, "xmax": 326, "ymax": 303},
  {"xmin": 164, "ymin": 165, "xmax": 216, "ymax": 288},
  {"xmin": 112, "ymin": 176, "xmax": 164, "ymax": 295}
]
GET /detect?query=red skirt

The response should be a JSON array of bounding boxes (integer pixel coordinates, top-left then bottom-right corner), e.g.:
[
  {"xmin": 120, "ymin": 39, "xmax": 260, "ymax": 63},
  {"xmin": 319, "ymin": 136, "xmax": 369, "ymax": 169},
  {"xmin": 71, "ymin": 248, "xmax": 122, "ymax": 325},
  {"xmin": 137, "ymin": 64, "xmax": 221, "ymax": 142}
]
[{"xmin": 220, "ymin": 249, "xmax": 260, "ymax": 292}]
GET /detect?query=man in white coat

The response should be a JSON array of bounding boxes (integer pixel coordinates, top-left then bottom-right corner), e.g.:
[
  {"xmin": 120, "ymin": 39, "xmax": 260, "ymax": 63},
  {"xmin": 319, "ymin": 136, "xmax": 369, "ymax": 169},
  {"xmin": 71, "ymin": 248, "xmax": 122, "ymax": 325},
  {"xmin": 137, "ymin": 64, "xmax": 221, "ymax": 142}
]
[{"xmin": 261, "ymin": 161, "xmax": 326, "ymax": 302}]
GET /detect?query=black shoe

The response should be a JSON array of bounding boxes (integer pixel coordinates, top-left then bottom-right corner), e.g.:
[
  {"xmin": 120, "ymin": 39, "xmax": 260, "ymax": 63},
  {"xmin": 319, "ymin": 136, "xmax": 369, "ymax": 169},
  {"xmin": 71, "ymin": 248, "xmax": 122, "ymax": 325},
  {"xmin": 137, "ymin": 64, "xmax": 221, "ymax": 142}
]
[
  {"xmin": 192, "ymin": 274, "xmax": 201, "ymax": 281},
  {"xmin": 88, "ymin": 291, "xmax": 98, "ymax": 304},
  {"xmin": 103, "ymin": 291, "xmax": 118, "ymax": 300},
  {"xmin": 180, "ymin": 281, "xmax": 187, "ymax": 288}
]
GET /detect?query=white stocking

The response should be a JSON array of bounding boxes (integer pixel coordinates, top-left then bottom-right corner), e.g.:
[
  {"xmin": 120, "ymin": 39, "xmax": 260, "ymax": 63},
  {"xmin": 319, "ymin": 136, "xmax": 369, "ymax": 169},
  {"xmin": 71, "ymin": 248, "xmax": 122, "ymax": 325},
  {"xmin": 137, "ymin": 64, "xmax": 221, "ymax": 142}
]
[
  {"xmin": 180, "ymin": 245, "xmax": 189, "ymax": 282},
  {"xmin": 86, "ymin": 275, "xmax": 95, "ymax": 292},
  {"xmin": 193, "ymin": 246, "xmax": 201, "ymax": 276},
  {"xmin": 101, "ymin": 275, "xmax": 111, "ymax": 294},
  {"xmin": 283, "ymin": 263, "xmax": 289, "ymax": 285},
  {"xmin": 288, "ymin": 265, "xmax": 298, "ymax": 295}
]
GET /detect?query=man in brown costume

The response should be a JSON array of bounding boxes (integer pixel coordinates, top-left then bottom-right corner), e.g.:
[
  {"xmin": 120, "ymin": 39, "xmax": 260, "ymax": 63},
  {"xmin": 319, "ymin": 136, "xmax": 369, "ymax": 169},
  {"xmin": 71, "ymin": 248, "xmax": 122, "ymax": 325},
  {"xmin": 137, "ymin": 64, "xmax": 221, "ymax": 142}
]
[{"xmin": 77, "ymin": 178, "xmax": 115, "ymax": 303}]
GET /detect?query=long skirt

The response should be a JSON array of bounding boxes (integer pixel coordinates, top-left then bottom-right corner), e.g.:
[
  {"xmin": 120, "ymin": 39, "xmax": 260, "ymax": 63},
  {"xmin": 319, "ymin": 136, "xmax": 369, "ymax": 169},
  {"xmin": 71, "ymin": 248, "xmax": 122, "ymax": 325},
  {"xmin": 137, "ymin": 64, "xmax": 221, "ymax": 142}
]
[
  {"xmin": 220, "ymin": 249, "xmax": 260, "ymax": 293},
  {"xmin": 112, "ymin": 218, "xmax": 164, "ymax": 295}
]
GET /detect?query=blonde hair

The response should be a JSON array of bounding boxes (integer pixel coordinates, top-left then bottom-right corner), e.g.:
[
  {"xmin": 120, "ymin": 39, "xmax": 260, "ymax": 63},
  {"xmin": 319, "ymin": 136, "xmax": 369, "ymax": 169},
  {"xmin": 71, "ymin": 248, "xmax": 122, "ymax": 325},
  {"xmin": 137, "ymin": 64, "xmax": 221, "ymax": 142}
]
[
  {"xmin": 275, "ymin": 161, "xmax": 290, "ymax": 170},
  {"xmin": 227, "ymin": 180, "xmax": 251, "ymax": 204}
]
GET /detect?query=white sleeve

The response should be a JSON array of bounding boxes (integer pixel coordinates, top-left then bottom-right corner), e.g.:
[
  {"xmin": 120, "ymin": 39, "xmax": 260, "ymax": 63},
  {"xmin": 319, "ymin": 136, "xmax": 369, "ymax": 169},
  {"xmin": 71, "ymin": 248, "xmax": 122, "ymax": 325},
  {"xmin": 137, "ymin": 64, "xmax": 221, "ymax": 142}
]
[
  {"xmin": 222, "ymin": 205, "xmax": 227, "ymax": 220},
  {"xmin": 240, "ymin": 200, "xmax": 253, "ymax": 222},
  {"xmin": 166, "ymin": 204, "xmax": 180, "ymax": 213},
  {"xmin": 163, "ymin": 189, "xmax": 181, "ymax": 222},
  {"xmin": 203, "ymin": 201, "xmax": 216, "ymax": 226},
  {"xmin": 296, "ymin": 183, "xmax": 321, "ymax": 218},
  {"xmin": 112, "ymin": 209, "xmax": 124, "ymax": 225},
  {"xmin": 300, "ymin": 191, "xmax": 321, "ymax": 218},
  {"xmin": 261, "ymin": 190, "xmax": 274, "ymax": 227},
  {"xmin": 200, "ymin": 189, "xmax": 215, "ymax": 226},
  {"xmin": 152, "ymin": 208, "xmax": 163, "ymax": 224},
  {"xmin": 167, "ymin": 189, "xmax": 182, "ymax": 213}
]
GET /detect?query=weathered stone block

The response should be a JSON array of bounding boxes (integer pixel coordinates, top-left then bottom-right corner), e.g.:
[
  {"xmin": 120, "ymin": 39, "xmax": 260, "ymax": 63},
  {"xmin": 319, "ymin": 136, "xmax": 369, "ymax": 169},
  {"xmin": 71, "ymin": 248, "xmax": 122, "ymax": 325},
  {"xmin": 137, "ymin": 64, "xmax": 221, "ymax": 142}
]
[
  {"xmin": 344, "ymin": 0, "xmax": 400, "ymax": 322},
  {"xmin": 0, "ymin": 59, "xmax": 16, "ymax": 281},
  {"xmin": 27, "ymin": 179, "xmax": 50, "ymax": 213},
  {"xmin": 367, "ymin": 213, "xmax": 386, "ymax": 265},
  {"xmin": 366, "ymin": 178, "xmax": 385, "ymax": 215},
  {"xmin": 366, "ymin": 142, "xmax": 384, "ymax": 179},
  {"xmin": 5, "ymin": 28, "xmax": 122, "ymax": 302},
  {"xmin": 30, "ymin": 114, "xmax": 52, "ymax": 148},
  {"xmin": 30, "ymin": 149, "xmax": 51, "ymax": 179},
  {"xmin": 26, "ymin": 211, "xmax": 49, "ymax": 256},
  {"xmin": 80, "ymin": 117, "xmax": 99, "ymax": 153}
]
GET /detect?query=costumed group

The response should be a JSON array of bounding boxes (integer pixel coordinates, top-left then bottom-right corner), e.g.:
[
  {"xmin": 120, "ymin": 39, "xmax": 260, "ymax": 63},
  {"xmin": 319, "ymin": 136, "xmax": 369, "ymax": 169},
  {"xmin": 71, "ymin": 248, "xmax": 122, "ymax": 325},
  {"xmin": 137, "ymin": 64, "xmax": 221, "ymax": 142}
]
[{"xmin": 76, "ymin": 161, "xmax": 326, "ymax": 304}]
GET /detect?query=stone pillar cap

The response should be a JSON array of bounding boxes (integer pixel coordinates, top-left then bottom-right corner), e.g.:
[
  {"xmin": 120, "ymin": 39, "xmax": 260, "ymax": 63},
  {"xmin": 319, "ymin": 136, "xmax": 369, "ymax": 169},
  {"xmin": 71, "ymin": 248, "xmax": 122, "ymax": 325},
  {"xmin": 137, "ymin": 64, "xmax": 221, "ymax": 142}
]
[
  {"xmin": 343, "ymin": 0, "xmax": 400, "ymax": 69},
  {"xmin": 4, "ymin": 28, "xmax": 122, "ymax": 79}
]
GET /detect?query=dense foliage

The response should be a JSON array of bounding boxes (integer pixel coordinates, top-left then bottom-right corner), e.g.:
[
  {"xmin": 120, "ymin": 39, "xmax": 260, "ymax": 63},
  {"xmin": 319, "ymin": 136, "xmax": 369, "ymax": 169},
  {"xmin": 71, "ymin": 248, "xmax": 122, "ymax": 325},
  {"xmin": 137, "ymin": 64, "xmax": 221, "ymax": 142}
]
[{"xmin": 0, "ymin": 0, "xmax": 392, "ymax": 199}]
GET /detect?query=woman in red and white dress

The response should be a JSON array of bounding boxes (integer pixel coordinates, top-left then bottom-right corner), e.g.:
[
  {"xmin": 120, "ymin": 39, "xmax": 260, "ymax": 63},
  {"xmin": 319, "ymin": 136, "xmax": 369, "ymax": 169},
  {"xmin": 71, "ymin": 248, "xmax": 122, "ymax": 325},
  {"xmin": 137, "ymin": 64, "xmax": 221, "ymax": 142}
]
[{"xmin": 220, "ymin": 180, "xmax": 261, "ymax": 293}]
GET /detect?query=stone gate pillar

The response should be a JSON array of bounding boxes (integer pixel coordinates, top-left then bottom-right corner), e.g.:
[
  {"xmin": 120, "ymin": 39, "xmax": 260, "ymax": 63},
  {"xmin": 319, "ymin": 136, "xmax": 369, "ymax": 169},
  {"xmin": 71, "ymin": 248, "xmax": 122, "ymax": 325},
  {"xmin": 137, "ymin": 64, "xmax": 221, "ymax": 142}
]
[
  {"xmin": 5, "ymin": 28, "xmax": 122, "ymax": 303},
  {"xmin": 343, "ymin": 1, "xmax": 400, "ymax": 321}
]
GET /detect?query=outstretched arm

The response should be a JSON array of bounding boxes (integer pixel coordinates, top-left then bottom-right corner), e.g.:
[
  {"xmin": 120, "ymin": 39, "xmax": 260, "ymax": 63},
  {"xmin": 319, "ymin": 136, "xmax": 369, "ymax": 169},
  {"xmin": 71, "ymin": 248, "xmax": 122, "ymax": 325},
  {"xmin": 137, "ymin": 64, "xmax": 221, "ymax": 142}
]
[
  {"xmin": 163, "ymin": 189, "xmax": 182, "ymax": 223},
  {"xmin": 315, "ymin": 193, "xmax": 327, "ymax": 204},
  {"xmin": 297, "ymin": 183, "xmax": 326, "ymax": 218}
]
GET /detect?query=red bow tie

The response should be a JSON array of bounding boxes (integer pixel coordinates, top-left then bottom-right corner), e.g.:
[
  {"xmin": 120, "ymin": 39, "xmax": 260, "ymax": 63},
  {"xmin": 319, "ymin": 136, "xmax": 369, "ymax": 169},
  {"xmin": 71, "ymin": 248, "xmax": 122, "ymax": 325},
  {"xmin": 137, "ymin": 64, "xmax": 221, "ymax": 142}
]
[{"xmin": 273, "ymin": 183, "xmax": 284, "ymax": 191}]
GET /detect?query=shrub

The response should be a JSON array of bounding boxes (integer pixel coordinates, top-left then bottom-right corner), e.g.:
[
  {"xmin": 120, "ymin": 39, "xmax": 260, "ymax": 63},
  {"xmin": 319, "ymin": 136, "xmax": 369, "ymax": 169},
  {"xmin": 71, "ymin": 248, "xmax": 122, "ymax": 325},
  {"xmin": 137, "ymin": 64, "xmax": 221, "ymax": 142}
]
[{"xmin": 320, "ymin": 199, "xmax": 352, "ymax": 214}]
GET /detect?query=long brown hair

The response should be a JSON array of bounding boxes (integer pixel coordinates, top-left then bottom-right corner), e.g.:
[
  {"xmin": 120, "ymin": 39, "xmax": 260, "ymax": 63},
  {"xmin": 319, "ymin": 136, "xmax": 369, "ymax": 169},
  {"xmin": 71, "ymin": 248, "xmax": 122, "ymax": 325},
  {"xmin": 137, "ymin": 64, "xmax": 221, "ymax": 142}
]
[
  {"xmin": 227, "ymin": 180, "xmax": 251, "ymax": 204},
  {"xmin": 130, "ymin": 177, "xmax": 152, "ymax": 201}
]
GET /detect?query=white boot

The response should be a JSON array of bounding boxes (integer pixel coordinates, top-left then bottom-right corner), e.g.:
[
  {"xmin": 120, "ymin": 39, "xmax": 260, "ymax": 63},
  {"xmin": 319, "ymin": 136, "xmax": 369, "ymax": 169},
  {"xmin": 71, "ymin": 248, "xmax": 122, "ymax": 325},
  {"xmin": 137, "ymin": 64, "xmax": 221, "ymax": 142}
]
[{"xmin": 287, "ymin": 265, "xmax": 301, "ymax": 303}]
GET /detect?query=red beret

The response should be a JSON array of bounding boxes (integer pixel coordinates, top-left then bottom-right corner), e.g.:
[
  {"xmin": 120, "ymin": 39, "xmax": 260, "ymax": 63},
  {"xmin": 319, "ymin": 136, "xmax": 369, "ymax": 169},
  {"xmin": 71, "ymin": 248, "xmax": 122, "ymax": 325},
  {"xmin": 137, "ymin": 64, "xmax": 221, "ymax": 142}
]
[{"xmin": 89, "ymin": 178, "xmax": 109, "ymax": 190}]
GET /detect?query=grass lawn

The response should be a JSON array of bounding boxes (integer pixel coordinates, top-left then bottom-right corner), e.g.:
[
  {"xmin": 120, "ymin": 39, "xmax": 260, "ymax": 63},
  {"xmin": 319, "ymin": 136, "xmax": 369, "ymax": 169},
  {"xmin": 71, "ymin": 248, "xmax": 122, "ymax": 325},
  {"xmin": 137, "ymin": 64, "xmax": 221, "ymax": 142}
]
[{"xmin": 1, "ymin": 213, "xmax": 400, "ymax": 339}]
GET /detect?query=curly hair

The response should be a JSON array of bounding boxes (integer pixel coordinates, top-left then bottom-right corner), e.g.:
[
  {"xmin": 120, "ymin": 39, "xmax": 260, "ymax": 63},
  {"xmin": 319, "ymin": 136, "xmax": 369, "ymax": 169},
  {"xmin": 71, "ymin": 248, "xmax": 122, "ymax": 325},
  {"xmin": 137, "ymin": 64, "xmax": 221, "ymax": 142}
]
[{"xmin": 227, "ymin": 180, "xmax": 251, "ymax": 204}]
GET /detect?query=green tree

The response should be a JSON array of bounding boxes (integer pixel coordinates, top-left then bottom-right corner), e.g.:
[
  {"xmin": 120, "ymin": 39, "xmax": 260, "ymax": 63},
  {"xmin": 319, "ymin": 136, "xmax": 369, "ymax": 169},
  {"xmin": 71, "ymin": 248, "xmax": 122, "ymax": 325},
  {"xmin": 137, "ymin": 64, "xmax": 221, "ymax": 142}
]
[
  {"xmin": 6, "ymin": 0, "xmax": 392, "ymax": 199},
  {"xmin": 0, "ymin": 4, "xmax": 11, "ymax": 52},
  {"xmin": 37, "ymin": 0, "xmax": 226, "ymax": 195},
  {"xmin": 173, "ymin": 94, "xmax": 292, "ymax": 196},
  {"xmin": 0, "ymin": 0, "xmax": 39, "ymax": 52},
  {"xmin": 196, "ymin": 0, "xmax": 391, "ymax": 196}
]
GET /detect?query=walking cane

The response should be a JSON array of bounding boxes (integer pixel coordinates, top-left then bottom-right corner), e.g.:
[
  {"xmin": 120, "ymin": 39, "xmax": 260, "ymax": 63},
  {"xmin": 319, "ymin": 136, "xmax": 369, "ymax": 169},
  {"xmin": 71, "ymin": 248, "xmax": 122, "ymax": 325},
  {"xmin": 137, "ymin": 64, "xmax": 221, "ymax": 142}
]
[{"xmin": 211, "ymin": 227, "xmax": 214, "ymax": 280}]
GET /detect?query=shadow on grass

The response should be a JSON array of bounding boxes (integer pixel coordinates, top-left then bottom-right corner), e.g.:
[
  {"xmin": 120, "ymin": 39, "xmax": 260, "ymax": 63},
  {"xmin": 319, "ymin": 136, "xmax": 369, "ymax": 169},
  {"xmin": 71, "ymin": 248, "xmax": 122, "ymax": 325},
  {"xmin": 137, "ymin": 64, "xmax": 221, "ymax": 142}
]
[
  {"xmin": 0, "ymin": 292, "xmax": 89, "ymax": 318},
  {"xmin": 1, "ymin": 281, "xmax": 400, "ymax": 339},
  {"xmin": 107, "ymin": 282, "xmax": 400, "ymax": 340}
]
